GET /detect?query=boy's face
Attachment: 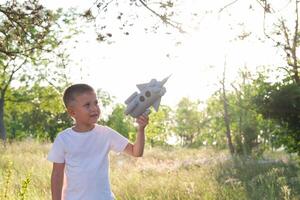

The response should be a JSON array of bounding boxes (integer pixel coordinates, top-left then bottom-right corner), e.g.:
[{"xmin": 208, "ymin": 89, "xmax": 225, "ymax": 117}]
[{"xmin": 67, "ymin": 91, "xmax": 101, "ymax": 127}]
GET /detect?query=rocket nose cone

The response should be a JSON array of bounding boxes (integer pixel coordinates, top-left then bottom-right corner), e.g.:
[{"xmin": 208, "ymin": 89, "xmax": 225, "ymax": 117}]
[{"xmin": 160, "ymin": 74, "xmax": 171, "ymax": 85}]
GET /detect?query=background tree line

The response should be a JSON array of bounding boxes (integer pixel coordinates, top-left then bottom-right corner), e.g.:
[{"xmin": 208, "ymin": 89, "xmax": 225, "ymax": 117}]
[
  {"xmin": 0, "ymin": 0, "xmax": 299, "ymax": 158},
  {"xmin": 3, "ymin": 66, "xmax": 298, "ymax": 158}
]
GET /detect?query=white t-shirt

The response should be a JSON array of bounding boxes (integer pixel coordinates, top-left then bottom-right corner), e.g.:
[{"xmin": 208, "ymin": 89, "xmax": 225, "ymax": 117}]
[{"xmin": 47, "ymin": 124, "xmax": 129, "ymax": 200}]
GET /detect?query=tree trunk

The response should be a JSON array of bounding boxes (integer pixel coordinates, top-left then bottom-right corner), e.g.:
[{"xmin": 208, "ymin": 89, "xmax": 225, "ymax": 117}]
[
  {"xmin": 292, "ymin": 0, "xmax": 299, "ymax": 84},
  {"xmin": 222, "ymin": 87, "xmax": 235, "ymax": 155},
  {"xmin": 0, "ymin": 98, "xmax": 7, "ymax": 144},
  {"xmin": 221, "ymin": 63, "xmax": 235, "ymax": 155}
]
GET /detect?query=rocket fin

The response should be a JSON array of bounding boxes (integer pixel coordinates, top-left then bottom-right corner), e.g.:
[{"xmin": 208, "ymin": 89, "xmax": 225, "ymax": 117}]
[
  {"xmin": 136, "ymin": 83, "xmax": 148, "ymax": 91},
  {"xmin": 152, "ymin": 97, "xmax": 161, "ymax": 111}
]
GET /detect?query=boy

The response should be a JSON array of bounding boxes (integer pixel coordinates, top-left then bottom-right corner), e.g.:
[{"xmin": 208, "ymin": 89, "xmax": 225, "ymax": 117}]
[{"xmin": 47, "ymin": 84, "xmax": 148, "ymax": 200}]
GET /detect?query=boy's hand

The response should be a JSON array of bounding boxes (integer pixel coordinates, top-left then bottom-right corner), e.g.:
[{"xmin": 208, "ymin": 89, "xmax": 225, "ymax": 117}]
[
  {"xmin": 124, "ymin": 115, "xmax": 148, "ymax": 157},
  {"xmin": 136, "ymin": 115, "xmax": 149, "ymax": 129}
]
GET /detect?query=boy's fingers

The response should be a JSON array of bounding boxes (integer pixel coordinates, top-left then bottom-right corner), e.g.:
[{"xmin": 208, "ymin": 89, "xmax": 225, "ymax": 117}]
[
  {"xmin": 136, "ymin": 115, "xmax": 149, "ymax": 124},
  {"xmin": 142, "ymin": 116, "xmax": 149, "ymax": 123},
  {"xmin": 138, "ymin": 115, "xmax": 148, "ymax": 121}
]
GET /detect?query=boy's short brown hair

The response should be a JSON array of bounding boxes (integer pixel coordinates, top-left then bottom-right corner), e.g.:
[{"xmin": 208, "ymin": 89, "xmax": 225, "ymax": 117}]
[{"xmin": 63, "ymin": 84, "xmax": 95, "ymax": 108}]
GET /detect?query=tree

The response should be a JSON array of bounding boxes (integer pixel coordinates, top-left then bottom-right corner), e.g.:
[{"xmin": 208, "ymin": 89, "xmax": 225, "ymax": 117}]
[
  {"xmin": 221, "ymin": 0, "xmax": 300, "ymax": 155},
  {"xmin": 146, "ymin": 105, "xmax": 171, "ymax": 147},
  {"xmin": 251, "ymin": 0, "xmax": 300, "ymax": 155},
  {"xmin": 173, "ymin": 97, "xmax": 204, "ymax": 146},
  {"xmin": 83, "ymin": 0, "xmax": 185, "ymax": 43},
  {"xmin": 204, "ymin": 94, "xmax": 228, "ymax": 149},
  {"xmin": 96, "ymin": 88, "xmax": 114, "ymax": 124},
  {"xmin": 256, "ymin": 0, "xmax": 299, "ymax": 84},
  {"xmin": 220, "ymin": 63, "xmax": 235, "ymax": 155},
  {"xmin": 219, "ymin": 0, "xmax": 299, "ymax": 83},
  {"xmin": 204, "ymin": 67, "xmax": 276, "ymax": 155},
  {"xmin": 230, "ymin": 69, "xmax": 270, "ymax": 156},
  {"xmin": 106, "ymin": 104, "xmax": 135, "ymax": 139},
  {"xmin": 254, "ymin": 80, "xmax": 300, "ymax": 155},
  {"xmin": 5, "ymin": 84, "xmax": 73, "ymax": 141},
  {"xmin": 0, "ymin": 0, "xmax": 78, "ymax": 143},
  {"xmin": 4, "ymin": 85, "xmax": 116, "ymax": 142}
]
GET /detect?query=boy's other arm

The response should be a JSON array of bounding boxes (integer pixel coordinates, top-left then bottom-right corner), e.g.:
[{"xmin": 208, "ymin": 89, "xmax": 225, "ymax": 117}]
[
  {"xmin": 51, "ymin": 162, "xmax": 65, "ymax": 200},
  {"xmin": 124, "ymin": 115, "xmax": 148, "ymax": 157}
]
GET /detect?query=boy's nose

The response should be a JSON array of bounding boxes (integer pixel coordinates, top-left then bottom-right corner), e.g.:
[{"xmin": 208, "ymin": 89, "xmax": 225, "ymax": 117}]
[{"xmin": 90, "ymin": 104, "xmax": 99, "ymax": 111}]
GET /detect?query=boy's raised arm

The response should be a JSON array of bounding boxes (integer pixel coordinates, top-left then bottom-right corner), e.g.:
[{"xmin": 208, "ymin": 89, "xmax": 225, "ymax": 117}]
[
  {"xmin": 51, "ymin": 163, "xmax": 65, "ymax": 200},
  {"xmin": 124, "ymin": 115, "xmax": 148, "ymax": 157}
]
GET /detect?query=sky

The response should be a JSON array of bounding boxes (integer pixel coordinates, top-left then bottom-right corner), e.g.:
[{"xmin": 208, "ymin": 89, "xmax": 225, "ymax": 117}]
[{"xmin": 40, "ymin": 0, "xmax": 288, "ymax": 107}]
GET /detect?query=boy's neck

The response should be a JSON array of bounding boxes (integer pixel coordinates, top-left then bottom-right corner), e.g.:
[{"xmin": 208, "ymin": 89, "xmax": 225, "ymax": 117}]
[{"xmin": 72, "ymin": 124, "xmax": 95, "ymax": 133}]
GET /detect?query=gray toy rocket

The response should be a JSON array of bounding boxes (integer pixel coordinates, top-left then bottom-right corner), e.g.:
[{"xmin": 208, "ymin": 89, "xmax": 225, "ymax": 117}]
[{"xmin": 124, "ymin": 75, "xmax": 171, "ymax": 118}]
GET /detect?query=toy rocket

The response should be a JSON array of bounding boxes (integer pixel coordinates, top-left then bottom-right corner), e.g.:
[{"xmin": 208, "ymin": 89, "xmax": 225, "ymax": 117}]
[{"xmin": 124, "ymin": 75, "xmax": 171, "ymax": 118}]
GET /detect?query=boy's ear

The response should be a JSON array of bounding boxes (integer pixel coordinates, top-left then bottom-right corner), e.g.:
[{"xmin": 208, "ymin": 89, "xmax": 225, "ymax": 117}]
[{"xmin": 67, "ymin": 106, "xmax": 76, "ymax": 117}]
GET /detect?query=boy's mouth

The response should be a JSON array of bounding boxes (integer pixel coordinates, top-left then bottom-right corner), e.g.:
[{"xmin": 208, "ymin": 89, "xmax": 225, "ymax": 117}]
[{"xmin": 90, "ymin": 114, "xmax": 99, "ymax": 118}]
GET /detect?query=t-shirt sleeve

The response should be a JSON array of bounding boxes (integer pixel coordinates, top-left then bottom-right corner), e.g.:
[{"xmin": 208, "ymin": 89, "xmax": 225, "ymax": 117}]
[
  {"xmin": 106, "ymin": 127, "xmax": 129, "ymax": 153},
  {"xmin": 47, "ymin": 135, "xmax": 65, "ymax": 163}
]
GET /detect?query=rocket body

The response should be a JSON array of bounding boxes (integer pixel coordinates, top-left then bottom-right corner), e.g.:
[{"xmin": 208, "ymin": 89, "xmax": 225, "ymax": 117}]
[{"xmin": 124, "ymin": 76, "xmax": 170, "ymax": 118}]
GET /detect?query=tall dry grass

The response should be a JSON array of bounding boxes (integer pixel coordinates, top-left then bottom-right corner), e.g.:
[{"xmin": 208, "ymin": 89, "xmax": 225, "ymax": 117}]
[{"xmin": 0, "ymin": 140, "xmax": 299, "ymax": 200}]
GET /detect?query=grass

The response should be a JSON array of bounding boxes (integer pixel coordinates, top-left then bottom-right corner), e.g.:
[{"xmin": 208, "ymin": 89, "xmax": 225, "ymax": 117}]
[{"xmin": 0, "ymin": 140, "xmax": 299, "ymax": 200}]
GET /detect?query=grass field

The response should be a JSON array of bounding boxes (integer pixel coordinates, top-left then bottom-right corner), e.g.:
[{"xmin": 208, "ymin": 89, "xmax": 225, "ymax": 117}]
[{"xmin": 0, "ymin": 140, "xmax": 299, "ymax": 200}]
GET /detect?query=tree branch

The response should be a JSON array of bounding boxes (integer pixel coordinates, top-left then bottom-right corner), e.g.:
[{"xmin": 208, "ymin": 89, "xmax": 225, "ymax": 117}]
[
  {"xmin": 138, "ymin": 0, "xmax": 185, "ymax": 33},
  {"xmin": 2, "ymin": 59, "xmax": 28, "ymax": 95},
  {"xmin": 281, "ymin": 20, "xmax": 291, "ymax": 51},
  {"xmin": 0, "ymin": 7, "xmax": 30, "ymax": 38},
  {"xmin": 292, "ymin": 0, "xmax": 299, "ymax": 83},
  {"xmin": 218, "ymin": 0, "xmax": 240, "ymax": 13}
]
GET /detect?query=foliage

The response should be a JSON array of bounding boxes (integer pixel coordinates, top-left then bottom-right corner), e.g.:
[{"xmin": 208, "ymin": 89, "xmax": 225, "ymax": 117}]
[
  {"xmin": 96, "ymin": 88, "xmax": 114, "ymax": 124},
  {"xmin": 83, "ymin": 0, "xmax": 185, "ymax": 43},
  {"xmin": 254, "ymin": 80, "xmax": 300, "ymax": 155},
  {"xmin": 204, "ymin": 69, "xmax": 280, "ymax": 156},
  {"xmin": 146, "ymin": 105, "xmax": 172, "ymax": 147},
  {"xmin": 229, "ymin": 70, "xmax": 266, "ymax": 156},
  {"xmin": 106, "ymin": 104, "xmax": 135, "ymax": 139},
  {"xmin": 216, "ymin": 157, "xmax": 300, "ymax": 200},
  {"xmin": 18, "ymin": 173, "xmax": 31, "ymax": 200},
  {"xmin": 96, "ymin": 88, "xmax": 114, "ymax": 108},
  {"xmin": 0, "ymin": 0, "xmax": 80, "ymax": 141},
  {"xmin": 4, "ymin": 84, "xmax": 117, "ymax": 142},
  {"xmin": 173, "ymin": 97, "xmax": 206, "ymax": 146},
  {"xmin": 203, "ymin": 93, "xmax": 227, "ymax": 149},
  {"xmin": 5, "ymin": 84, "xmax": 73, "ymax": 142}
]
